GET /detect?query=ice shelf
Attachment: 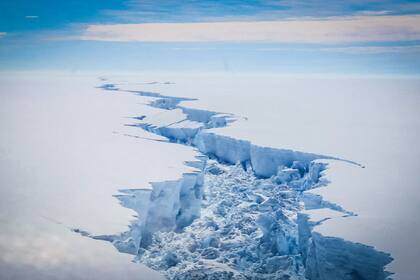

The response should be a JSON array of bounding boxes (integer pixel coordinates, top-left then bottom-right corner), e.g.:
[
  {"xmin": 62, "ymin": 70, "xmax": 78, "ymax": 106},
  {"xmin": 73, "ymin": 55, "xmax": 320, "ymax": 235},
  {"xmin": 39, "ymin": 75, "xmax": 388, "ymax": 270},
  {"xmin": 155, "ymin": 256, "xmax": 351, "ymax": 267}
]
[{"xmin": 82, "ymin": 81, "xmax": 393, "ymax": 280}]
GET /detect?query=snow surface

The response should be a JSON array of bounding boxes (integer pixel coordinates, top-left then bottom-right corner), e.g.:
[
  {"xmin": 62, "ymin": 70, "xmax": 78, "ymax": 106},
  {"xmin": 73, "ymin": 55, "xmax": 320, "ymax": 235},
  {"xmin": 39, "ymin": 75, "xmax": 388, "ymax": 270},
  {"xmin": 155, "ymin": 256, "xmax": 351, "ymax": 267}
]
[
  {"xmin": 0, "ymin": 73, "xmax": 197, "ymax": 279},
  {"xmin": 1, "ymin": 72, "xmax": 419, "ymax": 279}
]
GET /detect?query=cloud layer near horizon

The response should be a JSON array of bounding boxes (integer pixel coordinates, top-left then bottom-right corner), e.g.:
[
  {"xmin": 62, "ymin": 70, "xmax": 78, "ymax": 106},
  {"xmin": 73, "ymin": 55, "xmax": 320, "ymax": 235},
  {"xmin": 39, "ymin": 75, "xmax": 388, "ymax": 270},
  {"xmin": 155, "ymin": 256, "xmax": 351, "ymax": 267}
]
[{"xmin": 81, "ymin": 15, "xmax": 420, "ymax": 43}]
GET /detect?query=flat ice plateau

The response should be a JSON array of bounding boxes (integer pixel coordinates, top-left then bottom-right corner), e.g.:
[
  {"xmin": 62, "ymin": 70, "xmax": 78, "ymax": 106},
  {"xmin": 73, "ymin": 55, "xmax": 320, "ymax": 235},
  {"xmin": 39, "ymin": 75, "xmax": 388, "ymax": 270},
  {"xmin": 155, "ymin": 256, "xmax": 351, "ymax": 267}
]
[{"xmin": 1, "ymin": 73, "xmax": 419, "ymax": 279}]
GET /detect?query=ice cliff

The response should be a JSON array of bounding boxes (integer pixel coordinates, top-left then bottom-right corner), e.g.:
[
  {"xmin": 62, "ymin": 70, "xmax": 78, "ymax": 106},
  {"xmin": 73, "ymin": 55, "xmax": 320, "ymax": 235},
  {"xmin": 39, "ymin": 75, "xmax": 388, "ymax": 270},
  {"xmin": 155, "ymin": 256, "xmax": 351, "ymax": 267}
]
[{"xmin": 83, "ymin": 82, "xmax": 393, "ymax": 280}]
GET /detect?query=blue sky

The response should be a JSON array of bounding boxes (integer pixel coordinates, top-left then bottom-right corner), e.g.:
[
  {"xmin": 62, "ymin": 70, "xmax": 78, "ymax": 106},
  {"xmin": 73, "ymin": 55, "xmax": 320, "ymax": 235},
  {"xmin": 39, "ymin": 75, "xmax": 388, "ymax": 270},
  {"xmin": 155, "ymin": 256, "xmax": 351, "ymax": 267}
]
[{"xmin": 1, "ymin": 0, "xmax": 420, "ymax": 75}]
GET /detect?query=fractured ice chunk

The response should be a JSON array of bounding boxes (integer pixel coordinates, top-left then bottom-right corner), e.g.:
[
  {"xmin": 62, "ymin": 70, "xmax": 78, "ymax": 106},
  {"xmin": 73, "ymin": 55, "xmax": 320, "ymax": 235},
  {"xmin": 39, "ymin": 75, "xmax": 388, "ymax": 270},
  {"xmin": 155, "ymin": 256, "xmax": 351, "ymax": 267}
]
[{"xmin": 275, "ymin": 167, "xmax": 301, "ymax": 184}]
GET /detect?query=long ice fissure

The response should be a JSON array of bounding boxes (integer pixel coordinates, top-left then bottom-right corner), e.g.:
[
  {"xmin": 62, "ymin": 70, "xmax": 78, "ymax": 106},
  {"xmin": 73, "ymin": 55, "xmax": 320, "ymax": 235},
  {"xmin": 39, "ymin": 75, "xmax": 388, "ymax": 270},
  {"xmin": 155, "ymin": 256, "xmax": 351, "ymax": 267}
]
[{"xmin": 80, "ymin": 81, "xmax": 393, "ymax": 280}]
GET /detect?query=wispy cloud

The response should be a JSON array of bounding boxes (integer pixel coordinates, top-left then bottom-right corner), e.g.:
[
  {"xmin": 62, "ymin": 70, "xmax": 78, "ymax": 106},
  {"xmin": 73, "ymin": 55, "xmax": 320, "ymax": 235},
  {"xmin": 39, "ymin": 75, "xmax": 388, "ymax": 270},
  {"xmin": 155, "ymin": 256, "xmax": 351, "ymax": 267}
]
[
  {"xmin": 25, "ymin": 16, "xmax": 39, "ymax": 19},
  {"xmin": 320, "ymin": 45, "xmax": 420, "ymax": 54},
  {"xmin": 81, "ymin": 15, "xmax": 420, "ymax": 44},
  {"xmin": 255, "ymin": 45, "xmax": 420, "ymax": 54},
  {"xmin": 355, "ymin": 10, "xmax": 391, "ymax": 16},
  {"xmin": 0, "ymin": 32, "xmax": 6, "ymax": 38},
  {"xmin": 104, "ymin": 0, "xmax": 420, "ymax": 23}
]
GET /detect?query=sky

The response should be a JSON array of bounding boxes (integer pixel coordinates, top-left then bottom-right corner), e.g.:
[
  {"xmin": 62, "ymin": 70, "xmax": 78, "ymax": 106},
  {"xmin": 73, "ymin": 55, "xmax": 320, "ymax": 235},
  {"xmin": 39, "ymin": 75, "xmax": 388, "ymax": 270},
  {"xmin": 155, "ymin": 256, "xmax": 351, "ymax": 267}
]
[{"xmin": 1, "ymin": 0, "xmax": 420, "ymax": 75}]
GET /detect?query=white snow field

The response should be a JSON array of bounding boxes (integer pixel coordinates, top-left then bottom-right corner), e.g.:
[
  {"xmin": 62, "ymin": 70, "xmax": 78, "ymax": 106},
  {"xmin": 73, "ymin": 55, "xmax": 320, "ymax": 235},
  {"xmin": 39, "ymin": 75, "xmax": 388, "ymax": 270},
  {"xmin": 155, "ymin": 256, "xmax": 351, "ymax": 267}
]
[
  {"xmin": 0, "ymin": 73, "xmax": 195, "ymax": 280},
  {"xmin": 1, "ymin": 72, "xmax": 419, "ymax": 280}
]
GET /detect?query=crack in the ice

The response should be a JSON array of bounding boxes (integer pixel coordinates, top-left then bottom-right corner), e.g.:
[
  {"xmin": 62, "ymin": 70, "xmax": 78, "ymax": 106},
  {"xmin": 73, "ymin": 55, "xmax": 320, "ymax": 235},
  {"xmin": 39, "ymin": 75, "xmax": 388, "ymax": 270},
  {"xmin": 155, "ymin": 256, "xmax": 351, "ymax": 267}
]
[{"xmin": 74, "ymin": 80, "xmax": 393, "ymax": 280}]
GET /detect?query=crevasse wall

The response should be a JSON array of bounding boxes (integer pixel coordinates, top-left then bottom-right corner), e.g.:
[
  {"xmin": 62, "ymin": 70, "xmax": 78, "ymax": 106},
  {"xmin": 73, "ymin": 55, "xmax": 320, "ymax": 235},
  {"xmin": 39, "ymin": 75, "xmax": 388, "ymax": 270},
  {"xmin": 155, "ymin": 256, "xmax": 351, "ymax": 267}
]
[
  {"xmin": 297, "ymin": 213, "xmax": 393, "ymax": 280},
  {"xmin": 113, "ymin": 166, "xmax": 205, "ymax": 250}
]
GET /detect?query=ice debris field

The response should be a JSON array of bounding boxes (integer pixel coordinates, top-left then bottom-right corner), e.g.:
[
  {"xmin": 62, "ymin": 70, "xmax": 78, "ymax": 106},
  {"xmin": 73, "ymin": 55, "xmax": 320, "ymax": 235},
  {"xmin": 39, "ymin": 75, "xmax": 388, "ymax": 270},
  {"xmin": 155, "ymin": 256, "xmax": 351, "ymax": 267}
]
[{"xmin": 74, "ymin": 80, "xmax": 393, "ymax": 280}]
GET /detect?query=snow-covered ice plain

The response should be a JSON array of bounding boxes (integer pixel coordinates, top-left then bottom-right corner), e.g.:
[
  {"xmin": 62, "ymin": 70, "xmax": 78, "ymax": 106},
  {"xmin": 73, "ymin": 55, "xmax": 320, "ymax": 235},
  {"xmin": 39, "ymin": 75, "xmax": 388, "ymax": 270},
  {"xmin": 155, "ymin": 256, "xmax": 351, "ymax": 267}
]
[{"xmin": 1, "ymin": 72, "xmax": 419, "ymax": 279}]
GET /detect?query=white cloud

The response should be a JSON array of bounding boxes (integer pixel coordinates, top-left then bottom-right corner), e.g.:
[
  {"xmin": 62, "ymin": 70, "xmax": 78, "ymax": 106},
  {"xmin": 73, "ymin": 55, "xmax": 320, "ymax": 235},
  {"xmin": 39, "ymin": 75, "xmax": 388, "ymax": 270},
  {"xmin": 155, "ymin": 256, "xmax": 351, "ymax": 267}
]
[
  {"xmin": 81, "ymin": 15, "xmax": 420, "ymax": 43},
  {"xmin": 320, "ymin": 45, "xmax": 420, "ymax": 54},
  {"xmin": 254, "ymin": 45, "xmax": 420, "ymax": 54},
  {"xmin": 355, "ymin": 10, "xmax": 391, "ymax": 16},
  {"xmin": 0, "ymin": 32, "xmax": 6, "ymax": 38},
  {"xmin": 25, "ymin": 15, "xmax": 39, "ymax": 19}
]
